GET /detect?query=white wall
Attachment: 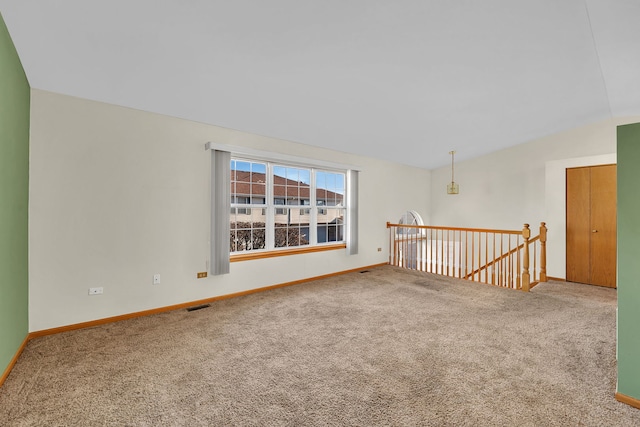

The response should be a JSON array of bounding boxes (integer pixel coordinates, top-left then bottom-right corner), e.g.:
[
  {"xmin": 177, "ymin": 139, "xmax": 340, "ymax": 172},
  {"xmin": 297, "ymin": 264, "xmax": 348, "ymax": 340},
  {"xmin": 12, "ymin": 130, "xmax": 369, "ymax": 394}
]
[
  {"xmin": 29, "ymin": 90, "xmax": 431, "ymax": 331},
  {"xmin": 430, "ymin": 116, "xmax": 640, "ymax": 279}
]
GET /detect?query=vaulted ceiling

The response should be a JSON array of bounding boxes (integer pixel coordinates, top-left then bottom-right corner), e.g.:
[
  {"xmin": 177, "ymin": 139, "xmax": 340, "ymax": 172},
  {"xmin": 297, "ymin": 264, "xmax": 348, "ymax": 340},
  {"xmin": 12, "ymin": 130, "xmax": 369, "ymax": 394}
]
[{"xmin": 1, "ymin": 1, "xmax": 638, "ymax": 169}]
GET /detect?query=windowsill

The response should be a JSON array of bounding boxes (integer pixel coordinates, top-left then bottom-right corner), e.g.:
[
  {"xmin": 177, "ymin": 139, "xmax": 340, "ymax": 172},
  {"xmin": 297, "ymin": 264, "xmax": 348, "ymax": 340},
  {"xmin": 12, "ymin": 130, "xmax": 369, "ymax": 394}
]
[{"xmin": 230, "ymin": 243, "xmax": 347, "ymax": 262}]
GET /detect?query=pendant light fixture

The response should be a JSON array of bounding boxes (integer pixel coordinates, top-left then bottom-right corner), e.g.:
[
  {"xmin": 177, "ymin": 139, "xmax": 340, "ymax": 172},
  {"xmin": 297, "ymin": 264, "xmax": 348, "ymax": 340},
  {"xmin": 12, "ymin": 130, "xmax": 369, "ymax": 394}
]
[{"xmin": 447, "ymin": 150, "xmax": 459, "ymax": 195}]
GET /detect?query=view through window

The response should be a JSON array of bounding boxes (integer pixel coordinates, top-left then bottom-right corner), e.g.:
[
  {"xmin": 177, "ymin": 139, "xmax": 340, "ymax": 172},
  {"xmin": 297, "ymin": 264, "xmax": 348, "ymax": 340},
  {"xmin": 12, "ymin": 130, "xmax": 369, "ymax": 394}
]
[{"xmin": 230, "ymin": 159, "xmax": 346, "ymax": 253}]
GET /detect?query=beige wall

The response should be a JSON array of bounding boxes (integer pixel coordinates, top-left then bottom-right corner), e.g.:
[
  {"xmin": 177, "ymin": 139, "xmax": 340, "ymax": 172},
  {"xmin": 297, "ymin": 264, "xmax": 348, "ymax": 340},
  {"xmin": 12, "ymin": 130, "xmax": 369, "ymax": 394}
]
[
  {"xmin": 29, "ymin": 90, "xmax": 431, "ymax": 331},
  {"xmin": 430, "ymin": 116, "xmax": 640, "ymax": 279}
]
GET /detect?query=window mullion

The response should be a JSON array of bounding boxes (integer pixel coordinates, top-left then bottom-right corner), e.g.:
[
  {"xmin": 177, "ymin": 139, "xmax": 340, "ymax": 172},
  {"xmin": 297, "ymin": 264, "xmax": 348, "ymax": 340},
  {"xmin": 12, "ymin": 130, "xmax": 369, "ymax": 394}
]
[
  {"xmin": 266, "ymin": 163, "xmax": 274, "ymax": 251},
  {"xmin": 309, "ymin": 169, "xmax": 317, "ymax": 245}
]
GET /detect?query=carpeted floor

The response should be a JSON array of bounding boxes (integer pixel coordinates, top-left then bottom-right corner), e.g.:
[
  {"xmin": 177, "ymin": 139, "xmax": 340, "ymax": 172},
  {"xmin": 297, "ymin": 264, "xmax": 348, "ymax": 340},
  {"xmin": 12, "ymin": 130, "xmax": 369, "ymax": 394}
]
[{"xmin": 1, "ymin": 266, "xmax": 639, "ymax": 426}]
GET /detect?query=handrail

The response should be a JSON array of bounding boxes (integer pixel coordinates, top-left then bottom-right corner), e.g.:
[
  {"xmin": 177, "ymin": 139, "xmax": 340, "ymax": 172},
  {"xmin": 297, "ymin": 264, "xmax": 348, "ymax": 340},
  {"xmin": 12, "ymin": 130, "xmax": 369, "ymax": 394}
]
[
  {"xmin": 465, "ymin": 235, "xmax": 540, "ymax": 280},
  {"xmin": 386, "ymin": 222, "xmax": 547, "ymax": 291},
  {"xmin": 386, "ymin": 222, "xmax": 522, "ymax": 234}
]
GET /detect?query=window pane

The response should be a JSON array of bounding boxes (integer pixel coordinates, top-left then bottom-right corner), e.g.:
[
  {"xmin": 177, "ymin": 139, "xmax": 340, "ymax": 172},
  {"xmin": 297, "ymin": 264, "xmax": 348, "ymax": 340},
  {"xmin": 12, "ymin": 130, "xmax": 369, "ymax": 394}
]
[
  {"xmin": 317, "ymin": 171, "xmax": 345, "ymax": 207},
  {"xmin": 286, "ymin": 186, "xmax": 299, "ymax": 204},
  {"xmin": 235, "ymin": 160, "xmax": 251, "ymax": 172},
  {"xmin": 317, "ymin": 208, "xmax": 345, "ymax": 243},
  {"xmin": 317, "ymin": 188, "xmax": 328, "ymax": 204},
  {"xmin": 273, "ymin": 166, "xmax": 286, "ymax": 180},
  {"xmin": 274, "ymin": 184, "xmax": 285, "ymax": 203},
  {"xmin": 286, "ymin": 168, "xmax": 299, "ymax": 182},
  {"xmin": 250, "ymin": 162, "xmax": 266, "ymax": 201},
  {"xmin": 336, "ymin": 175, "xmax": 345, "ymax": 194},
  {"xmin": 230, "ymin": 208, "xmax": 266, "ymax": 252},
  {"xmin": 251, "ymin": 162, "xmax": 266, "ymax": 175},
  {"xmin": 316, "ymin": 172, "xmax": 326, "ymax": 190},
  {"xmin": 231, "ymin": 160, "xmax": 266, "ymax": 206},
  {"xmin": 317, "ymin": 223, "xmax": 344, "ymax": 243},
  {"xmin": 273, "ymin": 165, "xmax": 310, "ymax": 206},
  {"xmin": 296, "ymin": 208, "xmax": 311, "ymax": 224},
  {"xmin": 335, "ymin": 174, "xmax": 345, "ymax": 206},
  {"xmin": 299, "ymin": 169, "xmax": 310, "ymax": 185},
  {"xmin": 274, "ymin": 208, "xmax": 310, "ymax": 248},
  {"xmin": 252, "ymin": 183, "xmax": 266, "ymax": 200}
]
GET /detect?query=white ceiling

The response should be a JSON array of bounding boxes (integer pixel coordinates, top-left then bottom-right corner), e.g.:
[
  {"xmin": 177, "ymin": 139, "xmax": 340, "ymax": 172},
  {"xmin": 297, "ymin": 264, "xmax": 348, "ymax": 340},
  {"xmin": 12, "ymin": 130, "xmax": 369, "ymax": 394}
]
[{"xmin": 1, "ymin": 1, "xmax": 639, "ymax": 169}]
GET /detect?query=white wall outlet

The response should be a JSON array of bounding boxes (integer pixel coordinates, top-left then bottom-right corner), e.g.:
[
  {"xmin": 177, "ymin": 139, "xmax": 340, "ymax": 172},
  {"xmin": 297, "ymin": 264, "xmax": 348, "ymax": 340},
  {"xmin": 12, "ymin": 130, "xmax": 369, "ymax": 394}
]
[
  {"xmin": 153, "ymin": 274, "xmax": 161, "ymax": 285},
  {"xmin": 88, "ymin": 287, "xmax": 103, "ymax": 295}
]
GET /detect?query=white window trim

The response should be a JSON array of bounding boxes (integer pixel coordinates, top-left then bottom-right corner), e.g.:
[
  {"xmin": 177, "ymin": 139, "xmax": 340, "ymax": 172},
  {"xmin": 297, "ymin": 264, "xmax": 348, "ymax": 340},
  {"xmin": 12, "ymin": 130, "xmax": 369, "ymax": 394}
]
[
  {"xmin": 205, "ymin": 142, "xmax": 360, "ymax": 172},
  {"xmin": 230, "ymin": 158, "xmax": 346, "ymax": 252},
  {"xmin": 207, "ymin": 143, "xmax": 359, "ymax": 275}
]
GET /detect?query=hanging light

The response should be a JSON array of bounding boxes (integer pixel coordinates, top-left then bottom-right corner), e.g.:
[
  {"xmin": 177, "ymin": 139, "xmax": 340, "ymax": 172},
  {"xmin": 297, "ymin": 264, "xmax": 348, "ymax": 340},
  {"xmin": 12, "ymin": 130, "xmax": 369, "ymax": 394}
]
[{"xmin": 447, "ymin": 150, "xmax": 459, "ymax": 195}]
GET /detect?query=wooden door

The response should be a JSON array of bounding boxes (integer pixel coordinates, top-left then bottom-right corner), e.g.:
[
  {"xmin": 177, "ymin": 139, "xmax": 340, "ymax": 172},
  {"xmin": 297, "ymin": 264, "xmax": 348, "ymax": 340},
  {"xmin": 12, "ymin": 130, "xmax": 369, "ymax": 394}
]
[
  {"xmin": 566, "ymin": 167, "xmax": 591, "ymax": 284},
  {"xmin": 566, "ymin": 164, "xmax": 617, "ymax": 288}
]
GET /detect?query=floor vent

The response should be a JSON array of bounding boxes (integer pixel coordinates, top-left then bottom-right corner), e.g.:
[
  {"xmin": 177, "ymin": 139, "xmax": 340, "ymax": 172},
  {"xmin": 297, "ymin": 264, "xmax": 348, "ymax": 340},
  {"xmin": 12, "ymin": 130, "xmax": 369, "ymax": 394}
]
[
  {"xmin": 186, "ymin": 304, "xmax": 211, "ymax": 312},
  {"xmin": 360, "ymin": 270, "xmax": 370, "ymax": 273}
]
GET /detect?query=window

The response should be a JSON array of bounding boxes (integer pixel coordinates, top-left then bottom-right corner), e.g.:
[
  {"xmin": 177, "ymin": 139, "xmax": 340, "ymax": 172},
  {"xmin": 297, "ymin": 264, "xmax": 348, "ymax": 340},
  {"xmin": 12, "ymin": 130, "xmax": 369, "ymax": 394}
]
[
  {"xmin": 230, "ymin": 160, "xmax": 267, "ymax": 251},
  {"xmin": 207, "ymin": 143, "xmax": 358, "ymax": 275},
  {"xmin": 230, "ymin": 159, "xmax": 346, "ymax": 253},
  {"xmin": 315, "ymin": 170, "xmax": 345, "ymax": 244}
]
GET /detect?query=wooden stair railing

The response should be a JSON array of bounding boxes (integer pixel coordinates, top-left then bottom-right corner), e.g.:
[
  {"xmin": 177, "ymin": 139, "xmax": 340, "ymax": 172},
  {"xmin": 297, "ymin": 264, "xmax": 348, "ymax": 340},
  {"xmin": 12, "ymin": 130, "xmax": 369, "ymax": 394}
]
[{"xmin": 386, "ymin": 222, "xmax": 548, "ymax": 291}]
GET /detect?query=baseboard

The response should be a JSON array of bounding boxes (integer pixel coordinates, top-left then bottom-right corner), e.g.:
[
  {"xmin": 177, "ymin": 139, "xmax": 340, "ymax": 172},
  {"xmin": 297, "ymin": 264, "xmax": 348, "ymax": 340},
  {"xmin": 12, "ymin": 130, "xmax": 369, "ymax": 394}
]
[
  {"xmin": 616, "ymin": 392, "xmax": 640, "ymax": 410},
  {"xmin": 0, "ymin": 335, "xmax": 29, "ymax": 389},
  {"xmin": 30, "ymin": 263, "xmax": 388, "ymax": 339},
  {"xmin": 547, "ymin": 276, "xmax": 566, "ymax": 282}
]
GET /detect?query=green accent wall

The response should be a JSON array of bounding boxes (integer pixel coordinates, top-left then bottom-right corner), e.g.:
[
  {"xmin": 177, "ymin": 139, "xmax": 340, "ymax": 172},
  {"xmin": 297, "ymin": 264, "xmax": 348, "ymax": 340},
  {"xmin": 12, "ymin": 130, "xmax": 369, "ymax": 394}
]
[
  {"xmin": 0, "ymin": 12, "xmax": 30, "ymax": 377},
  {"xmin": 617, "ymin": 122, "xmax": 640, "ymax": 400}
]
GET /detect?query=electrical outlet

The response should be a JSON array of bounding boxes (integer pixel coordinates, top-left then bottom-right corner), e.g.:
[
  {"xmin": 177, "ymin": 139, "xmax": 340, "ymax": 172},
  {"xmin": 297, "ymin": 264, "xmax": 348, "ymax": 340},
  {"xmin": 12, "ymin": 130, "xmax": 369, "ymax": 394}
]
[
  {"xmin": 153, "ymin": 274, "xmax": 161, "ymax": 285},
  {"xmin": 197, "ymin": 272, "xmax": 208, "ymax": 279},
  {"xmin": 88, "ymin": 287, "xmax": 103, "ymax": 295},
  {"xmin": 377, "ymin": 247, "xmax": 382, "ymax": 252}
]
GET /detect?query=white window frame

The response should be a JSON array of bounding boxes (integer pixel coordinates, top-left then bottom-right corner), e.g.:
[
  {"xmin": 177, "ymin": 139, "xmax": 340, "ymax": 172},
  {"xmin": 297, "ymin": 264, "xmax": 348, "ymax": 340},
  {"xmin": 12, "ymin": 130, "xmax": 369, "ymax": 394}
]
[
  {"xmin": 206, "ymin": 142, "xmax": 359, "ymax": 274},
  {"xmin": 230, "ymin": 158, "xmax": 346, "ymax": 252}
]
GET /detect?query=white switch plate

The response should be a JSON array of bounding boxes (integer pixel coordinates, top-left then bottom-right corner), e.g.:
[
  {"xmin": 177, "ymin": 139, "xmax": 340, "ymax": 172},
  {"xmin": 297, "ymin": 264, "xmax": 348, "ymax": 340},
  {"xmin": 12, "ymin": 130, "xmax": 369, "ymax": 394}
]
[
  {"xmin": 88, "ymin": 287, "xmax": 103, "ymax": 295},
  {"xmin": 153, "ymin": 274, "xmax": 161, "ymax": 285}
]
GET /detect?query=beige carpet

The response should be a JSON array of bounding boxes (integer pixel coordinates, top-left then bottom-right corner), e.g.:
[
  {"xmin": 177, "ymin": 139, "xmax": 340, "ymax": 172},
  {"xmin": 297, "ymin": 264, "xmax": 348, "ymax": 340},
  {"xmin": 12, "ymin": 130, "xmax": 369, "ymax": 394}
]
[{"xmin": 1, "ymin": 266, "xmax": 639, "ymax": 426}]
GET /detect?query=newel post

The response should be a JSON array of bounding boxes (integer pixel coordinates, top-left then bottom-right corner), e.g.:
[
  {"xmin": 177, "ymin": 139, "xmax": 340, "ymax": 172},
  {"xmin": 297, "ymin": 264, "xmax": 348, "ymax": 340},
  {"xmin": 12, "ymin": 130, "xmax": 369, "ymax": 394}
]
[
  {"xmin": 522, "ymin": 224, "xmax": 531, "ymax": 292},
  {"xmin": 539, "ymin": 222, "xmax": 547, "ymax": 283}
]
